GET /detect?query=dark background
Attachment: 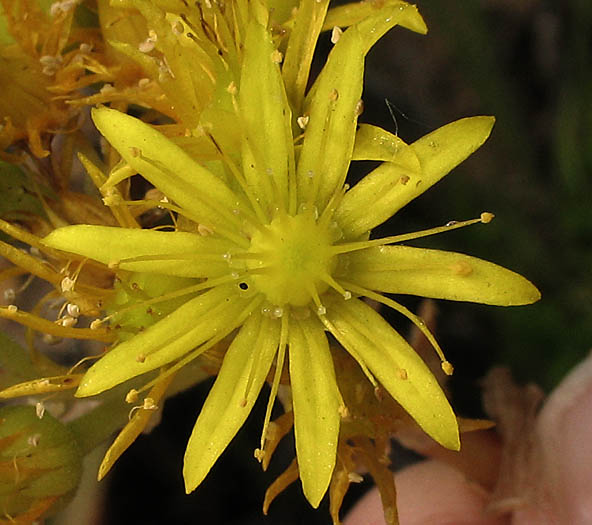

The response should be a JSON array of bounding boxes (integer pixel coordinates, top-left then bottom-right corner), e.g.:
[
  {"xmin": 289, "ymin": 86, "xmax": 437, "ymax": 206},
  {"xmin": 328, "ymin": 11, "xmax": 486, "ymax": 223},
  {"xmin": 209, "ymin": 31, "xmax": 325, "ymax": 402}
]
[{"xmin": 97, "ymin": 1, "xmax": 591, "ymax": 523}]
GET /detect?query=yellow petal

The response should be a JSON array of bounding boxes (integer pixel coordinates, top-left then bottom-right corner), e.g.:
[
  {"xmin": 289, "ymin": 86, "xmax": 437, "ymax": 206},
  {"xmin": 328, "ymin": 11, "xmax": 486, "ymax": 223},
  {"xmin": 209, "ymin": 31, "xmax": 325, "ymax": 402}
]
[
  {"xmin": 337, "ymin": 125, "xmax": 422, "ymax": 236},
  {"xmin": 76, "ymin": 286, "xmax": 250, "ymax": 397},
  {"xmin": 336, "ymin": 116, "xmax": 495, "ymax": 238},
  {"xmin": 298, "ymin": 4, "xmax": 420, "ymax": 209},
  {"xmin": 239, "ymin": 19, "xmax": 295, "ymax": 213},
  {"xmin": 183, "ymin": 313, "xmax": 280, "ymax": 492},
  {"xmin": 282, "ymin": 0, "xmax": 330, "ymax": 113},
  {"xmin": 289, "ymin": 317, "xmax": 341, "ymax": 508},
  {"xmin": 91, "ymin": 107, "xmax": 242, "ymax": 238},
  {"xmin": 410, "ymin": 116, "xmax": 495, "ymax": 204},
  {"xmin": 351, "ymin": 124, "xmax": 420, "ymax": 166},
  {"xmin": 43, "ymin": 225, "xmax": 234, "ymax": 278},
  {"xmin": 325, "ymin": 296, "xmax": 459, "ymax": 450},
  {"xmin": 323, "ymin": 0, "xmax": 427, "ymax": 35},
  {"xmin": 346, "ymin": 245, "xmax": 541, "ymax": 306}
]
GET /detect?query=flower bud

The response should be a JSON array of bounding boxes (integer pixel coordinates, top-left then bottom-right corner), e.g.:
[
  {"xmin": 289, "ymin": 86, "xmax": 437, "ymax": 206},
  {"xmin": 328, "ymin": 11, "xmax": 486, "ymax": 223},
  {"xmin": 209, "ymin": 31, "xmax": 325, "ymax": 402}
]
[{"xmin": 0, "ymin": 405, "xmax": 82, "ymax": 521}]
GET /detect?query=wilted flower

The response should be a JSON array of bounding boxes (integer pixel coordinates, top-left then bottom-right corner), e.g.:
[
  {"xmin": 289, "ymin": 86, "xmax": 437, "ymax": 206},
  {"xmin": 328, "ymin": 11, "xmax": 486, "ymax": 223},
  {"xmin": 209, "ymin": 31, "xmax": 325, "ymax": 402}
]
[{"xmin": 42, "ymin": 0, "xmax": 540, "ymax": 511}]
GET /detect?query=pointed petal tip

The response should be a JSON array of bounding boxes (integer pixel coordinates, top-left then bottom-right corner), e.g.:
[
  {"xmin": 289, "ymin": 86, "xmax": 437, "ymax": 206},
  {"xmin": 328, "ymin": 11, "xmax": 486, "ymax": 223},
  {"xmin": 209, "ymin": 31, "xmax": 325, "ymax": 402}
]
[
  {"xmin": 302, "ymin": 483, "xmax": 326, "ymax": 510},
  {"xmin": 74, "ymin": 378, "xmax": 99, "ymax": 398},
  {"xmin": 182, "ymin": 454, "xmax": 204, "ymax": 495}
]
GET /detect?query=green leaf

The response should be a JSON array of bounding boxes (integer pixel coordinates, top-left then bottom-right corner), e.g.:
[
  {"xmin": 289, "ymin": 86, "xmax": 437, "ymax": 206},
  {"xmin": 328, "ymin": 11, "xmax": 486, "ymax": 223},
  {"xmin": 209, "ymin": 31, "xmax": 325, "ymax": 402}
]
[
  {"xmin": 345, "ymin": 245, "xmax": 541, "ymax": 306},
  {"xmin": 183, "ymin": 313, "xmax": 279, "ymax": 492},
  {"xmin": 289, "ymin": 317, "xmax": 341, "ymax": 508},
  {"xmin": 325, "ymin": 296, "xmax": 459, "ymax": 450}
]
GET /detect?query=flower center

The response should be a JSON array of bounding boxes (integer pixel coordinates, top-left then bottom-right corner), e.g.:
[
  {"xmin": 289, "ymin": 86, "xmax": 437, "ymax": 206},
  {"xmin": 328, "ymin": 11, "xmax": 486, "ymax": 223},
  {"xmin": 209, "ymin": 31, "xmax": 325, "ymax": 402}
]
[{"xmin": 247, "ymin": 213, "xmax": 335, "ymax": 307}]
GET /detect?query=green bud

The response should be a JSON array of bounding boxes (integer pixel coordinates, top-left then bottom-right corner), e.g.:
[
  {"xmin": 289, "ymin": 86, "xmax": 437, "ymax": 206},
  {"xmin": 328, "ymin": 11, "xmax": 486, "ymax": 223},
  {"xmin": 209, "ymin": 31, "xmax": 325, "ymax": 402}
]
[{"xmin": 0, "ymin": 405, "xmax": 82, "ymax": 521}]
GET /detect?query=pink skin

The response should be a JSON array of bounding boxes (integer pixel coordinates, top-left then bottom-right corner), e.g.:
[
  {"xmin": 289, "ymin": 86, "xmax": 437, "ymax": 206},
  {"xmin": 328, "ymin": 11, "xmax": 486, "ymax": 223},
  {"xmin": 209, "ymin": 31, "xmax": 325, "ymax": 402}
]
[{"xmin": 344, "ymin": 352, "xmax": 592, "ymax": 525}]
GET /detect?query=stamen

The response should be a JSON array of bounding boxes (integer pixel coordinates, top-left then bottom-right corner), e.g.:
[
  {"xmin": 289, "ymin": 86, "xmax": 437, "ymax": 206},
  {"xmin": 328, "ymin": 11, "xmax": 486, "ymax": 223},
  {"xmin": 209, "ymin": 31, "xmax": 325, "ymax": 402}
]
[
  {"xmin": 331, "ymin": 213, "xmax": 494, "ymax": 255},
  {"xmin": 67, "ymin": 354, "xmax": 104, "ymax": 375},
  {"xmin": 101, "ymin": 162, "xmax": 136, "ymax": 189},
  {"xmin": 110, "ymin": 251, "xmax": 235, "ymax": 267},
  {"xmin": 305, "ymin": 283, "xmax": 325, "ymax": 316},
  {"xmin": 256, "ymin": 311, "xmax": 289, "ymax": 462},
  {"xmin": 319, "ymin": 273, "xmax": 350, "ymax": 300},
  {"xmin": 342, "ymin": 281, "xmax": 452, "ymax": 374},
  {"xmin": 317, "ymin": 182, "xmax": 349, "ymax": 229},
  {"xmin": 0, "ymin": 306, "xmax": 114, "ymax": 341}
]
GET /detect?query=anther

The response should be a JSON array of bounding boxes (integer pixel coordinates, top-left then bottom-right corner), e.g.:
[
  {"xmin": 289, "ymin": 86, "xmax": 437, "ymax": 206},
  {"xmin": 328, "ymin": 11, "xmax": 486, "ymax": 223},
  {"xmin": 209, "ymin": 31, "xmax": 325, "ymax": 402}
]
[
  {"xmin": 35, "ymin": 402, "xmax": 45, "ymax": 419},
  {"xmin": 66, "ymin": 303, "xmax": 80, "ymax": 317},
  {"xmin": 125, "ymin": 389, "xmax": 139, "ymax": 403},
  {"xmin": 90, "ymin": 319, "xmax": 103, "ymax": 330},
  {"xmin": 331, "ymin": 26, "xmax": 343, "ymax": 44},
  {"xmin": 441, "ymin": 361, "xmax": 454, "ymax": 375},
  {"xmin": 480, "ymin": 212, "xmax": 495, "ymax": 223},
  {"xmin": 297, "ymin": 115, "xmax": 309, "ymax": 130},
  {"xmin": 271, "ymin": 49, "xmax": 283, "ymax": 64},
  {"xmin": 61, "ymin": 277, "xmax": 75, "ymax": 292},
  {"xmin": 27, "ymin": 434, "xmax": 41, "ymax": 447},
  {"xmin": 348, "ymin": 472, "xmax": 364, "ymax": 483},
  {"xmin": 355, "ymin": 99, "xmax": 364, "ymax": 117}
]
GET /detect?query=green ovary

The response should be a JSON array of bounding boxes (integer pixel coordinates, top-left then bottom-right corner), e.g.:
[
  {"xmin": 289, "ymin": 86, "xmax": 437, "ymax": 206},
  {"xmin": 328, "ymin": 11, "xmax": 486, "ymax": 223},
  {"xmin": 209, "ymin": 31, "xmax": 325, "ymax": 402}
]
[{"xmin": 247, "ymin": 213, "xmax": 336, "ymax": 307}]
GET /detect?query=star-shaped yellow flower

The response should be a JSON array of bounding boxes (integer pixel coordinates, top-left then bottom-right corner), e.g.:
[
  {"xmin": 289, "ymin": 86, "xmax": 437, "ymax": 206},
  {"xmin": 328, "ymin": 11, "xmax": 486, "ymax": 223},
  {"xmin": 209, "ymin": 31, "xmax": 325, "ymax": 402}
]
[{"xmin": 42, "ymin": 1, "xmax": 539, "ymax": 508}]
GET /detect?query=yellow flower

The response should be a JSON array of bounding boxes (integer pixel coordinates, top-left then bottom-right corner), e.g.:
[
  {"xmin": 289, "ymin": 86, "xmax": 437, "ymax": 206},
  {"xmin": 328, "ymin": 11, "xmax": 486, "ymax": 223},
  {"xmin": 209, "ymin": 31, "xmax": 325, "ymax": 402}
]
[{"xmin": 42, "ymin": 1, "xmax": 539, "ymax": 509}]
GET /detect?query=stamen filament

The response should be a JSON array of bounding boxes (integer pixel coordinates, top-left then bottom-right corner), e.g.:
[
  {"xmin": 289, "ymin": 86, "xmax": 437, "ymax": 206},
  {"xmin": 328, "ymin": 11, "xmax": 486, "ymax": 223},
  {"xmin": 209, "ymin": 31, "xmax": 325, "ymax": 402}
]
[
  {"xmin": 316, "ymin": 312, "xmax": 379, "ymax": 389},
  {"xmin": 319, "ymin": 273, "xmax": 350, "ymax": 300},
  {"xmin": 0, "ymin": 306, "xmax": 114, "ymax": 342},
  {"xmin": 257, "ymin": 310, "xmax": 289, "ymax": 461},
  {"xmin": 341, "ymin": 281, "xmax": 452, "ymax": 374},
  {"xmin": 103, "ymin": 274, "xmax": 246, "ymax": 325},
  {"xmin": 331, "ymin": 214, "xmax": 493, "ymax": 255}
]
